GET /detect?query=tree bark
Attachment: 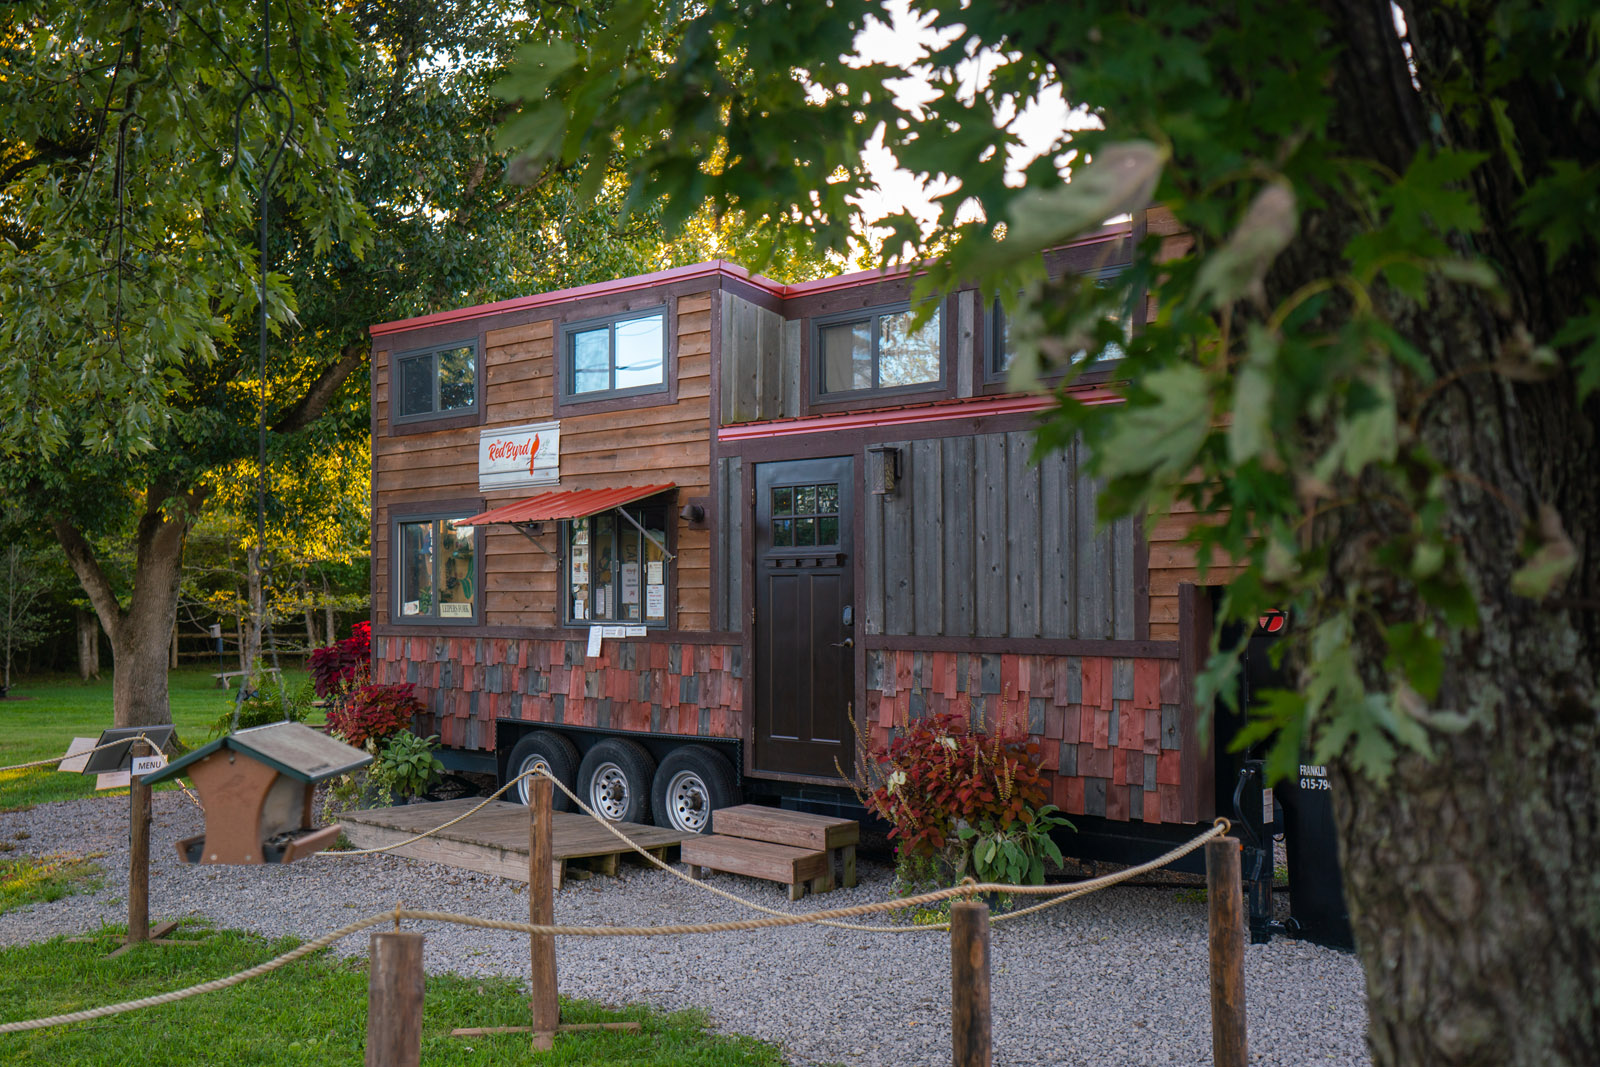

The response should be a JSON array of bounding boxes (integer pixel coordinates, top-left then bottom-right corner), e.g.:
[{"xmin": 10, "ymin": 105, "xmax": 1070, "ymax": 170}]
[
  {"xmin": 242, "ymin": 544, "xmax": 264, "ymax": 675},
  {"xmin": 76, "ymin": 609, "xmax": 101, "ymax": 681},
  {"xmin": 1293, "ymin": 4, "xmax": 1600, "ymax": 1065},
  {"xmin": 53, "ymin": 485, "xmax": 200, "ymax": 728}
]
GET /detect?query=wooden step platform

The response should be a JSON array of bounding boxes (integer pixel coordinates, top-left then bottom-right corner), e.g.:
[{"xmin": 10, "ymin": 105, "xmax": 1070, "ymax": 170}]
[
  {"xmin": 680, "ymin": 805, "xmax": 859, "ymax": 899},
  {"xmin": 681, "ymin": 835, "xmax": 831, "ymax": 901},
  {"xmin": 337, "ymin": 799, "xmax": 692, "ymax": 890}
]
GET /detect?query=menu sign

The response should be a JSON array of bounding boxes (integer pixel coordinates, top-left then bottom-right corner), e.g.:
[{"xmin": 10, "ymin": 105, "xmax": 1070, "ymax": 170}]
[{"xmin": 479, "ymin": 420, "xmax": 560, "ymax": 491}]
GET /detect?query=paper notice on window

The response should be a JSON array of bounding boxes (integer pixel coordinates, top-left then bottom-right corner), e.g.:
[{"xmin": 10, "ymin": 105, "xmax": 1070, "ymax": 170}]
[
  {"xmin": 586, "ymin": 625, "xmax": 603, "ymax": 658},
  {"xmin": 646, "ymin": 584, "xmax": 666, "ymax": 619},
  {"xmin": 439, "ymin": 602, "xmax": 472, "ymax": 618},
  {"xmin": 602, "ymin": 625, "xmax": 626, "ymax": 638},
  {"xmin": 647, "ymin": 561, "xmax": 664, "ymax": 585},
  {"xmin": 625, "ymin": 626, "xmax": 647, "ymax": 637},
  {"xmin": 621, "ymin": 562, "xmax": 640, "ymax": 604},
  {"xmin": 573, "ymin": 598, "xmax": 586, "ymax": 620},
  {"xmin": 401, "ymin": 600, "xmax": 420, "ymax": 616}
]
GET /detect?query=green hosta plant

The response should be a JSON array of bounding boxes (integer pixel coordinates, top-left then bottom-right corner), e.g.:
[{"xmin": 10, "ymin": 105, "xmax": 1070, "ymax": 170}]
[
  {"xmin": 367, "ymin": 731, "xmax": 444, "ymax": 804},
  {"xmin": 956, "ymin": 805, "xmax": 1074, "ymax": 887}
]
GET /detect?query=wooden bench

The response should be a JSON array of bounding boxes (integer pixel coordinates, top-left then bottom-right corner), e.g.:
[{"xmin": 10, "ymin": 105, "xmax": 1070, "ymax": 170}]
[
  {"xmin": 212, "ymin": 667, "xmax": 282, "ymax": 689},
  {"xmin": 680, "ymin": 804, "xmax": 859, "ymax": 900}
]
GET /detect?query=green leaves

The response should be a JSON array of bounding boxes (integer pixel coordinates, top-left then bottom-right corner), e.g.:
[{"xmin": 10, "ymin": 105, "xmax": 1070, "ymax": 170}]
[
  {"xmin": 1194, "ymin": 181, "xmax": 1297, "ymax": 308},
  {"xmin": 1511, "ymin": 504, "xmax": 1578, "ymax": 600},
  {"xmin": 1096, "ymin": 363, "xmax": 1213, "ymax": 484}
]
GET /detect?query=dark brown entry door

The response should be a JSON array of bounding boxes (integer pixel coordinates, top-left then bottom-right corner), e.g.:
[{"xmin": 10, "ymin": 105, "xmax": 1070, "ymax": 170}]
[{"xmin": 753, "ymin": 456, "xmax": 855, "ymax": 778}]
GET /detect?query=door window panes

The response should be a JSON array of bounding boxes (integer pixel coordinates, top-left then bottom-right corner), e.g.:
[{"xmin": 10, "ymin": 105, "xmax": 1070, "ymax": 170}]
[{"xmin": 769, "ymin": 483, "xmax": 840, "ymax": 548}]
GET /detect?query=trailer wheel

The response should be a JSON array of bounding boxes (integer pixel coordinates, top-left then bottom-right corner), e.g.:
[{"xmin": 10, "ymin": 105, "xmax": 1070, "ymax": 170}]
[
  {"xmin": 505, "ymin": 731, "xmax": 579, "ymax": 811},
  {"xmin": 577, "ymin": 739, "xmax": 656, "ymax": 824},
  {"xmin": 652, "ymin": 745, "xmax": 737, "ymax": 834}
]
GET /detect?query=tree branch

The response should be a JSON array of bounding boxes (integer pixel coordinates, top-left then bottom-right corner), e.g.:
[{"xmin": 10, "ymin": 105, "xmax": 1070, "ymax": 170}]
[
  {"xmin": 272, "ymin": 341, "xmax": 367, "ymax": 434},
  {"xmin": 49, "ymin": 518, "xmax": 123, "ymax": 642}
]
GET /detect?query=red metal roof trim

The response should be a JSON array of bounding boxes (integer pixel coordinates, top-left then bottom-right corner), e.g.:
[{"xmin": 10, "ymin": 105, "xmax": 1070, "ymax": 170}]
[
  {"xmin": 457, "ymin": 484, "xmax": 676, "ymax": 526},
  {"xmin": 716, "ymin": 390, "xmax": 1123, "ymax": 441}
]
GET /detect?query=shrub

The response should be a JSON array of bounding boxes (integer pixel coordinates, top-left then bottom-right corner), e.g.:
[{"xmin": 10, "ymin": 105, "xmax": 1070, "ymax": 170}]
[
  {"xmin": 325, "ymin": 681, "xmax": 423, "ymax": 748},
  {"xmin": 207, "ymin": 675, "xmax": 315, "ymax": 738},
  {"xmin": 368, "ymin": 731, "xmax": 444, "ymax": 803},
  {"xmin": 857, "ymin": 711, "xmax": 1071, "ymax": 890},
  {"xmin": 309, "ymin": 622, "xmax": 371, "ymax": 699}
]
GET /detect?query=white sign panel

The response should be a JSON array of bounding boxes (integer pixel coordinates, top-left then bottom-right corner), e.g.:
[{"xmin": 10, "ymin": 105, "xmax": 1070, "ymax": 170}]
[
  {"xmin": 133, "ymin": 754, "xmax": 168, "ymax": 776},
  {"xmin": 478, "ymin": 420, "xmax": 560, "ymax": 491}
]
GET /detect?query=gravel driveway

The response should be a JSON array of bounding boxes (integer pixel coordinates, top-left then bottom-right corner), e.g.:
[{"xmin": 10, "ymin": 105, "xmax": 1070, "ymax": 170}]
[{"xmin": 0, "ymin": 792, "xmax": 1371, "ymax": 1066}]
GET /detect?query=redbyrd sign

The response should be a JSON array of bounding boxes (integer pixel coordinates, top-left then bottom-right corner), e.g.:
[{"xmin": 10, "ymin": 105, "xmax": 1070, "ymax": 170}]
[{"xmin": 479, "ymin": 420, "xmax": 560, "ymax": 491}]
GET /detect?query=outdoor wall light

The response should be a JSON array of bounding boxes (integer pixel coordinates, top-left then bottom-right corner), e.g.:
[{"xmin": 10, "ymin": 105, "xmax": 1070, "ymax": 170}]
[{"xmin": 866, "ymin": 445, "xmax": 902, "ymax": 496}]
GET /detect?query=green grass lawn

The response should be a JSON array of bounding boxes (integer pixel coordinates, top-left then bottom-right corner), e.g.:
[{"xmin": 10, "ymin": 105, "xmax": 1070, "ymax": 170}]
[
  {"xmin": 0, "ymin": 666, "xmax": 315, "ymax": 811},
  {"xmin": 0, "ymin": 924, "xmax": 797, "ymax": 1065}
]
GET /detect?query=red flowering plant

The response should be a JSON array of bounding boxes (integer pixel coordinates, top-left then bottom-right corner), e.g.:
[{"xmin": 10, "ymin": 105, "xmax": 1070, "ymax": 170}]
[
  {"xmin": 854, "ymin": 711, "xmax": 1071, "ymax": 892},
  {"xmin": 325, "ymin": 681, "xmax": 425, "ymax": 749},
  {"xmin": 309, "ymin": 622, "xmax": 371, "ymax": 702}
]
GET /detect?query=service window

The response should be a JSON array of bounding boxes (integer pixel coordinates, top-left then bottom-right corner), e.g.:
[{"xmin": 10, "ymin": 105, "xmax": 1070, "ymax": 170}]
[
  {"xmin": 562, "ymin": 308, "xmax": 667, "ymax": 400},
  {"xmin": 814, "ymin": 302, "xmax": 942, "ymax": 398},
  {"xmin": 396, "ymin": 517, "xmax": 478, "ymax": 622},
  {"xmin": 564, "ymin": 504, "xmax": 670, "ymax": 625},
  {"xmin": 395, "ymin": 341, "xmax": 477, "ymax": 421}
]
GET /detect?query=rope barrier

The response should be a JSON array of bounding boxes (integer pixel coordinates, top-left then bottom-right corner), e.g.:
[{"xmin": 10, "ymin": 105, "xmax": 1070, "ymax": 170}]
[
  {"xmin": 314, "ymin": 771, "xmax": 538, "ymax": 857},
  {"xmin": 0, "ymin": 818, "xmax": 1229, "ymax": 1035},
  {"xmin": 0, "ymin": 733, "xmax": 161, "ymax": 774}
]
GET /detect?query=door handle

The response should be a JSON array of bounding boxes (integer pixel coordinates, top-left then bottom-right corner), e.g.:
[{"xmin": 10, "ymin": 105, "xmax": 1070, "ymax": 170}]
[{"xmin": 831, "ymin": 637, "xmax": 854, "ymax": 648}]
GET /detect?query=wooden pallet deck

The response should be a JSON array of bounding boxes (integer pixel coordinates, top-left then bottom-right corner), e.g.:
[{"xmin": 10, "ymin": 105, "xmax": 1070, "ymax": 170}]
[{"xmin": 337, "ymin": 799, "xmax": 692, "ymax": 889}]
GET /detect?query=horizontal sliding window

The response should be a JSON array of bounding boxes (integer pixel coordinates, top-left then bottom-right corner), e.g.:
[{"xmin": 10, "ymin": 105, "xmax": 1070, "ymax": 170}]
[
  {"xmin": 563, "ymin": 308, "xmax": 667, "ymax": 401},
  {"xmin": 815, "ymin": 302, "xmax": 942, "ymax": 398},
  {"xmin": 396, "ymin": 341, "xmax": 476, "ymax": 421},
  {"xmin": 991, "ymin": 273, "xmax": 1130, "ymax": 380}
]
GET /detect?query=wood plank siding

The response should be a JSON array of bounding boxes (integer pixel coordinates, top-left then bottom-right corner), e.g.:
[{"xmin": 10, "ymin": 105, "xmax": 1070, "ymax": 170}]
[
  {"xmin": 371, "ymin": 292, "xmax": 717, "ymax": 632},
  {"xmin": 858, "ymin": 431, "xmax": 1139, "ymax": 640}
]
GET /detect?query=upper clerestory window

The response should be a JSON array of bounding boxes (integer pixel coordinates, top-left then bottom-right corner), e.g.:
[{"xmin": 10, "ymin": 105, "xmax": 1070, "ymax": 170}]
[
  {"xmin": 562, "ymin": 307, "xmax": 668, "ymax": 400},
  {"xmin": 395, "ymin": 341, "xmax": 477, "ymax": 421},
  {"xmin": 813, "ymin": 302, "xmax": 942, "ymax": 398}
]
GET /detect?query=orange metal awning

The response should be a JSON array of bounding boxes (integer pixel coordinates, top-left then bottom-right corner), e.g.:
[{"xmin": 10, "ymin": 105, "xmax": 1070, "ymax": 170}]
[{"xmin": 456, "ymin": 483, "xmax": 675, "ymax": 527}]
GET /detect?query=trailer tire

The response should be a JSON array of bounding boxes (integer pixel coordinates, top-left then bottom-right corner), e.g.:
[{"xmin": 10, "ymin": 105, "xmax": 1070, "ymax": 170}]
[
  {"xmin": 577, "ymin": 739, "xmax": 656, "ymax": 824},
  {"xmin": 652, "ymin": 745, "xmax": 737, "ymax": 834},
  {"xmin": 505, "ymin": 731, "xmax": 579, "ymax": 811}
]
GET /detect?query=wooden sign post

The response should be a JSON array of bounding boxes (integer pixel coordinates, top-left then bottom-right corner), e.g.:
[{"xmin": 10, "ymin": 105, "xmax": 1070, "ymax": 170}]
[
  {"xmin": 127, "ymin": 739, "xmax": 153, "ymax": 947},
  {"xmin": 366, "ymin": 931, "xmax": 425, "ymax": 1067},
  {"xmin": 951, "ymin": 899, "xmax": 992, "ymax": 1067},
  {"xmin": 1207, "ymin": 835, "xmax": 1248, "ymax": 1067}
]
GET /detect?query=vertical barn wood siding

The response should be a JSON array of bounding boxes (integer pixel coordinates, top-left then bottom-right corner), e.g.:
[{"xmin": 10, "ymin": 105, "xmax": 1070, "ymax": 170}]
[
  {"xmin": 373, "ymin": 634, "xmax": 744, "ymax": 748},
  {"xmin": 370, "ymin": 291, "xmax": 718, "ymax": 632},
  {"xmin": 713, "ymin": 456, "xmax": 744, "ymax": 631},
  {"xmin": 861, "ymin": 431, "xmax": 1139, "ymax": 639},
  {"xmin": 864, "ymin": 649, "xmax": 1187, "ymax": 824},
  {"xmin": 719, "ymin": 293, "xmax": 796, "ymax": 424}
]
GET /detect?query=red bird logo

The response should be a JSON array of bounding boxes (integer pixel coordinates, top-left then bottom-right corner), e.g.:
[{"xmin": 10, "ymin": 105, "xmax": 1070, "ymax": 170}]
[{"xmin": 527, "ymin": 435, "xmax": 541, "ymax": 475}]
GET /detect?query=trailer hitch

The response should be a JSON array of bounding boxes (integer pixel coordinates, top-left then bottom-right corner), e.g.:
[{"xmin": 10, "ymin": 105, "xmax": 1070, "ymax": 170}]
[{"xmin": 1231, "ymin": 760, "xmax": 1283, "ymax": 945}]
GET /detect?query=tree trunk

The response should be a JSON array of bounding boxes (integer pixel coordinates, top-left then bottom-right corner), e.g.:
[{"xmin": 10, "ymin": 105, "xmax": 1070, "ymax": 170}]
[
  {"xmin": 1288, "ymin": 4, "xmax": 1600, "ymax": 1065},
  {"xmin": 53, "ymin": 485, "xmax": 200, "ymax": 727},
  {"xmin": 76, "ymin": 609, "xmax": 101, "ymax": 681},
  {"xmin": 303, "ymin": 571, "xmax": 317, "ymax": 651},
  {"xmin": 242, "ymin": 544, "xmax": 264, "ymax": 675},
  {"xmin": 322, "ymin": 570, "xmax": 337, "ymax": 646}
]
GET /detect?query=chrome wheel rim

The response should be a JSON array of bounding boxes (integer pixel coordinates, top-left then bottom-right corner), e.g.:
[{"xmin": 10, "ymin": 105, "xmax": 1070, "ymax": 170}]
[
  {"xmin": 516, "ymin": 754, "xmax": 551, "ymax": 805},
  {"xmin": 589, "ymin": 761, "xmax": 630, "ymax": 821},
  {"xmin": 665, "ymin": 769, "xmax": 711, "ymax": 833}
]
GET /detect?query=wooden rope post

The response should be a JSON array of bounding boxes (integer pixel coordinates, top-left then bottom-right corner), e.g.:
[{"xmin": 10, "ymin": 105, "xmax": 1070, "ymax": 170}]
[
  {"xmin": 529, "ymin": 776, "xmax": 559, "ymax": 1050},
  {"xmin": 366, "ymin": 930, "xmax": 425, "ymax": 1067},
  {"xmin": 950, "ymin": 899, "xmax": 992, "ymax": 1067},
  {"xmin": 127, "ymin": 739, "xmax": 152, "ymax": 945},
  {"xmin": 1206, "ymin": 835, "xmax": 1248, "ymax": 1067}
]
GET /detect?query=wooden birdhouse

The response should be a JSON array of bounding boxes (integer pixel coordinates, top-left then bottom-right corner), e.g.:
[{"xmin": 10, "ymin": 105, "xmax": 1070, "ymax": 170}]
[{"xmin": 145, "ymin": 721, "xmax": 371, "ymax": 865}]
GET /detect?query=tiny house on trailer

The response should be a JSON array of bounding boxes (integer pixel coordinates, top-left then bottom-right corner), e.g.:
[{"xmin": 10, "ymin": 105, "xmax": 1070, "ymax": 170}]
[{"xmin": 367, "ymin": 219, "xmax": 1304, "ymax": 935}]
